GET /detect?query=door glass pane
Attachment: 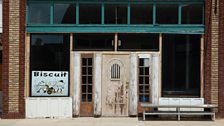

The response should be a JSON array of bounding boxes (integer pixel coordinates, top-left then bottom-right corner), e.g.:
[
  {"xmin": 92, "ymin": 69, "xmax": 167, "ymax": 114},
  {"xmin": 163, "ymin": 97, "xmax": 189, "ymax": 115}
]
[
  {"xmin": 182, "ymin": 4, "xmax": 203, "ymax": 24},
  {"xmin": 79, "ymin": 4, "xmax": 101, "ymax": 24},
  {"xmin": 105, "ymin": 4, "xmax": 127, "ymax": 24},
  {"xmin": 54, "ymin": 3, "xmax": 76, "ymax": 24},
  {"xmin": 131, "ymin": 4, "xmax": 153, "ymax": 24},
  {"xmin": 138, "ymin": 58, "xmax": 151, "ymax": 103},
  {"xmin": 29, "ymin": 3, "xmax": 50, "ymax": 24},
  {"xmin": 156, "ymin": 4, "xmax": 178, "ymax": 24}
]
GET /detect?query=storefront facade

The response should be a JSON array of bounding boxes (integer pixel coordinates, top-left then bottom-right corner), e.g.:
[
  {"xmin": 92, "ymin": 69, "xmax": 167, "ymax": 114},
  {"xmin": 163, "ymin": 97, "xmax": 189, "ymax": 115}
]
[{"xmin": 1, "ymin": 0, "xmax": 224, "ymax": 118}]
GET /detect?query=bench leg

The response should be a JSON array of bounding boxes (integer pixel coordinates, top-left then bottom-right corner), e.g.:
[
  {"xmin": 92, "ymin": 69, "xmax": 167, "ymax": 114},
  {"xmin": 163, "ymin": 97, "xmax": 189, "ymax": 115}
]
[
  {"xmin": 212, "ymin": 113, "xmax": 215, "ymax": 121},
  {"xmin": 143, "ymin": 111, "xmax": 145, "ymax": 121},
  {"xmin": 178, "ymin": 114, "xmax": 180, "ymax": 121}
]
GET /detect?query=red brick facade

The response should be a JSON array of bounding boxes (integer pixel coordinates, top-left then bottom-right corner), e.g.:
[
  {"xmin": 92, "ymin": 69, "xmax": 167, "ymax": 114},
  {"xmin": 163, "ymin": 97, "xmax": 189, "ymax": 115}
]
[
  {"xmin": 218, "ymin": 0, "xmax": 224, "ymax": 118},
  {"xmin": 204, "ymin": 0, "xmax": 212, "ymax": 104},
  {"xmin": 1, "ymin": 0, "xmax": 26, "ymax": 118}
]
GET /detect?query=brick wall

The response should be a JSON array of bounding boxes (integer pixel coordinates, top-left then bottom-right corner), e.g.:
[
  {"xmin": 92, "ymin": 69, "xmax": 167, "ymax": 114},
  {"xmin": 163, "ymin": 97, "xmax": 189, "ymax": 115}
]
[
  {"xmin": 2, "ymin": 0, "xmax": 25, "ymax": 118},
  {"xmin": 218, "ymin": 0, "xmax": 224, "ymax": 118},
  {"xmin": 210, "ymin": 0, "xmax": 219, "ymax": 105},
  {"xmin": 204, "ymin": 0, "xmax": 212, "ymax": 104}
]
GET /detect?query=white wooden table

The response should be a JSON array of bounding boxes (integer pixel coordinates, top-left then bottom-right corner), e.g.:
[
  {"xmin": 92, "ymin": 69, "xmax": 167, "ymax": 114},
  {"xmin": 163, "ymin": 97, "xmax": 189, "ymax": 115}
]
[{"xmin": 141, "ymin": 103, "xmax": 217, "ymax": 121}]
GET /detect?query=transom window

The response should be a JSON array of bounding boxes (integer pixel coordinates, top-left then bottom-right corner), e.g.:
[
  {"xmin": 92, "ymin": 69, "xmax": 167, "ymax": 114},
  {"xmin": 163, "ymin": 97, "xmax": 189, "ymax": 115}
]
[{"xmin": 27, "ymin": 0, "xmax": 204, "ymax": 25}]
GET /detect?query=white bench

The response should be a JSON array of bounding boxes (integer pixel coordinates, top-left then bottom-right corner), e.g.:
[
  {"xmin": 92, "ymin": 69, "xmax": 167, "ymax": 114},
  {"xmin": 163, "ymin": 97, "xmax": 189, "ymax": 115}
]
[{"xmin": 141, "ymin": 98, "xmax": 217, "ymax": 121}]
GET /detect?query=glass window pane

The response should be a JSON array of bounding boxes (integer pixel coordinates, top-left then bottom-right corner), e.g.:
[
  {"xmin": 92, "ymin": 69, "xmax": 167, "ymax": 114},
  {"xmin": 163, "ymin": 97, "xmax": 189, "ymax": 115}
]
[
  {"xmin": 79, "ymin": 4, "xmax": 101, "ymax": 24},
  {"xmin": 162, "ymin": 34, "xmax": 201, "ymax": 97},
  {"xmin": 82, "ymin": 58, "xmax": 87, "ymax": 66},
  {"xmin": 139, "ymin": 68, "xmax": 144, "ymax": 75},
  {"xmin": 88, "ymin": 67, "xmax": 92, "ymax": 75},
  {"xmin": 88, "ymin": 94, "xmax": 92, "ymax": 102},
  {"xmin": 131, "ymin": 4, "xmax": 153, "ymax": 24},
  {"xmin": 30, "ymin": 34, "xmax": 70, "ymax": 71},
  {"xmin": 88, "ymin": 85, "xmax": 92, "ymax": 93},
  {"xmin": 105, "ymin": 4, "xmax": 127, "ymax": 24},
  {"xmin": 82, "ymin": 67, "xmax": 87, "ymax": 75},
  {"xmin": 82, "ymin": 85, "xmax": 86, "ymax": 93},
  {"xmin": 54, "ymin": 3, "xmax": 76, "ymax": 24},
  {"xmin": 145, "ymin": 67, "xmax": 149, "ymax": 75},
  {"xmin": 139, "ymin": 59, "xmax": 144, "ymax": 66},
  {"xmin": 82, "ymin": 94, "xmax": 86, "ymax": 102},
  {"xmin": 156, "ymin": 4, "xmax": 178, "ymax": 24},
  {"xmin": 145, "ymin": 77, "xmax": 149, "ymax": 84},
  {"xmin": 139, "ymin": 86, "xmax": 144, "ymax": 93},
  {"xmin": 88, "ymin": 76, "xmax": 92, "ymax": 84},
  {"xmin": 182, "ymin": 4, "xmax": 203, "ymax": 24},
  {"xmin": 88, "ymin": 58, "xmax": 92, "ymax": 65},
  {"xmin": 29, "ymin": 3, "xmax": 50, "ymax": 24},
  {"xmin": 118, "ymin": 34, "xmax": 159, "ymax": 51},
  {"xmin": 82, "ymin": 76, "xmax": 86, "ymax": 84},
  {"xmin": 139, "ymin": 77, "xmax": 144, "ymax": 84},
  {"xmin": 73, "ymin": 34, "xmax": 114, "ymax": 51}
]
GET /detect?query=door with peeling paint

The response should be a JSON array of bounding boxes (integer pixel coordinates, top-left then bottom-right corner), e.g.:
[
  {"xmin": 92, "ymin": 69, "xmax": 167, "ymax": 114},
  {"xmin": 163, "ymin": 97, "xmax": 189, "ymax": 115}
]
[{"xmin": 102, "ymin": 54, "xmax": 129, "ymax": 116}]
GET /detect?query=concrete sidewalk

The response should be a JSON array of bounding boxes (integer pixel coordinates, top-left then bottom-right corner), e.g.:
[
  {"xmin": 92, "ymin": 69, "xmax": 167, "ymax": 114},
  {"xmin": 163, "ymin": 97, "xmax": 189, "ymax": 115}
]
[{"xmin": 0, "ymin": 118, "xmax": 224, "ymax": 126}]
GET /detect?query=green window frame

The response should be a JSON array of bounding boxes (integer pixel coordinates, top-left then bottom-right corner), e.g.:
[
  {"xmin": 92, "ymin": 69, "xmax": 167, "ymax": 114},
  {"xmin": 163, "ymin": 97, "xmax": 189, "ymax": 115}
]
[{"xmin": 27, "ymin": 0, "xmax": 205, "ymax": 34}]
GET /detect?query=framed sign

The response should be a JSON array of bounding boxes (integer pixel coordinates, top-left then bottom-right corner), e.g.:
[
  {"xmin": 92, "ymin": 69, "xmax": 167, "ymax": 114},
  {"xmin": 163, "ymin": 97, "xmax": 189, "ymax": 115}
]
[{"xmin": 31, "ymin": 71, "xmax": 69, "ymax": 96}]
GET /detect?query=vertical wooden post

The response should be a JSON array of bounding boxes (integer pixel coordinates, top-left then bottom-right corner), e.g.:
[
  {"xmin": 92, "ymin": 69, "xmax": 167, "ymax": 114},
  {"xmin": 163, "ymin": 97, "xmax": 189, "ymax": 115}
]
[
  {"xmin": 25, "ymin": 33, "xmax": 30, "ymax": 97},
  {"xmin": 200, "ymin": 35, "xmax": 204, "ymax": 97},
  {"xmin": 73, "ymin": 53, "xmax": 81, "ymax": 116},
  {"xmin": 114, "ymin": 33, "xmax": 118, "ymax": 51},
  {"xmin": 94, "ymin": 53, "xmax": 102, "ymax": 116},
  {"xmin": 159, "ymin": 33, "xmax": 162, "ymax": 97},
  {"xmin": 70, "ymin": 33, "xmax": 74, "ymax": 96},
  {"xmin": 129, "ymin": 53, "xmax": 138, "ymax": 116}
]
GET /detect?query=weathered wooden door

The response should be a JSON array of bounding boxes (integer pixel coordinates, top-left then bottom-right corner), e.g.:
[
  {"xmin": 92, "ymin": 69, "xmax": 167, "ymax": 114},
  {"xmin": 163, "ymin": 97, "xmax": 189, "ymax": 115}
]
[
  {"xmin": 80, "ymin": 55, "xmax": 94, "ymax": 116},
  {"xmin": 102, "ymin": 54, "xmax": 129, "ymax": 116}
]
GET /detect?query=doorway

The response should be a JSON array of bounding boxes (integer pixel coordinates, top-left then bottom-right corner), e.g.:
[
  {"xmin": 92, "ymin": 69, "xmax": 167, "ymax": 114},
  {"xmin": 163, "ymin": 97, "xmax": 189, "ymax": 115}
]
[{"xmin": 102, "ymin": 54, "xmax": 129, "ymax": 116}]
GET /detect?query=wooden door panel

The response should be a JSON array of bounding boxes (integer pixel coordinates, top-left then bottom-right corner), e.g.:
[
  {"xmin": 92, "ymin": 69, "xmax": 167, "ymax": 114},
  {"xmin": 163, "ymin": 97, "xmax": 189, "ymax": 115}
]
[
  {"xmin": 80, "ymin": 55, "xmax": 94, "ymax": 117},
  {"xmin": 102, "ymin": 54, "xmax": 129, "ymax": 116}
]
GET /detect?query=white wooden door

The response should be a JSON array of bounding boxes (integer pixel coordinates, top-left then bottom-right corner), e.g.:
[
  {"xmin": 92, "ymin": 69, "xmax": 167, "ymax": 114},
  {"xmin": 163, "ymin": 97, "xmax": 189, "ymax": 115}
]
[{"xmin": 102, "ymin": 54, "xmax": 129, "ymax": 116}]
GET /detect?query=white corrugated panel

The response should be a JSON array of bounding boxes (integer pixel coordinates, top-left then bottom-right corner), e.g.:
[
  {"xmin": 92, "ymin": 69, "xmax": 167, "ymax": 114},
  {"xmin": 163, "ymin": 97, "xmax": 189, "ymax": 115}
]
[{"xmin": 26, "ymin": 97, "xmax": 72, "ymax": 118}]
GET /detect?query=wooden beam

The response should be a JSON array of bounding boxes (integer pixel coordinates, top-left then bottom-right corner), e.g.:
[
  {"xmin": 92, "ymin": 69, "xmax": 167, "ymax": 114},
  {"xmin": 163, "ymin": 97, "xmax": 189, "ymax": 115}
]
[
  {"xmin": 25, "ymin": 33, "xmax": 30, "ymax": 97},
  {"xmin": 159, "ymin": 33, "xmax": 162, "ymax": 97},
  {"xmin": 200, "ymin": 34, "xmax": 204, "ymax": 98},
  {"xmin": 70, "ymin": 33, "xmax": 74, "ymax": 96}
]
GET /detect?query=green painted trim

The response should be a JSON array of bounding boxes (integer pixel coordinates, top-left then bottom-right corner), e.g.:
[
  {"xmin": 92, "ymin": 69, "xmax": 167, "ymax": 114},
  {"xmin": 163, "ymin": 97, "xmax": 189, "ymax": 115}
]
[
  {"xmin": 102, "ymin": 3, "xmax": 105, "ymax": 24},
  {"xmin": 178, "ymin": 5, "xmax": 182, "ymax": 25},
  {"xmin": 76, "ymin": 2, "xmax": 79, "ymax": 24},
  {"xmin": 153, "ymin": 4, "xmax": 156, "ymax": 25},
  {"xmin": 50, "ymin": 1, "xmax": 54, "ymax": 24},
  {"xmin": 128, "ymin": 3, "xmax": 131, "ymax": 25},
  {"xmin": 27, "ymin": 25, "xmax": 204, "ymax": 34}
]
